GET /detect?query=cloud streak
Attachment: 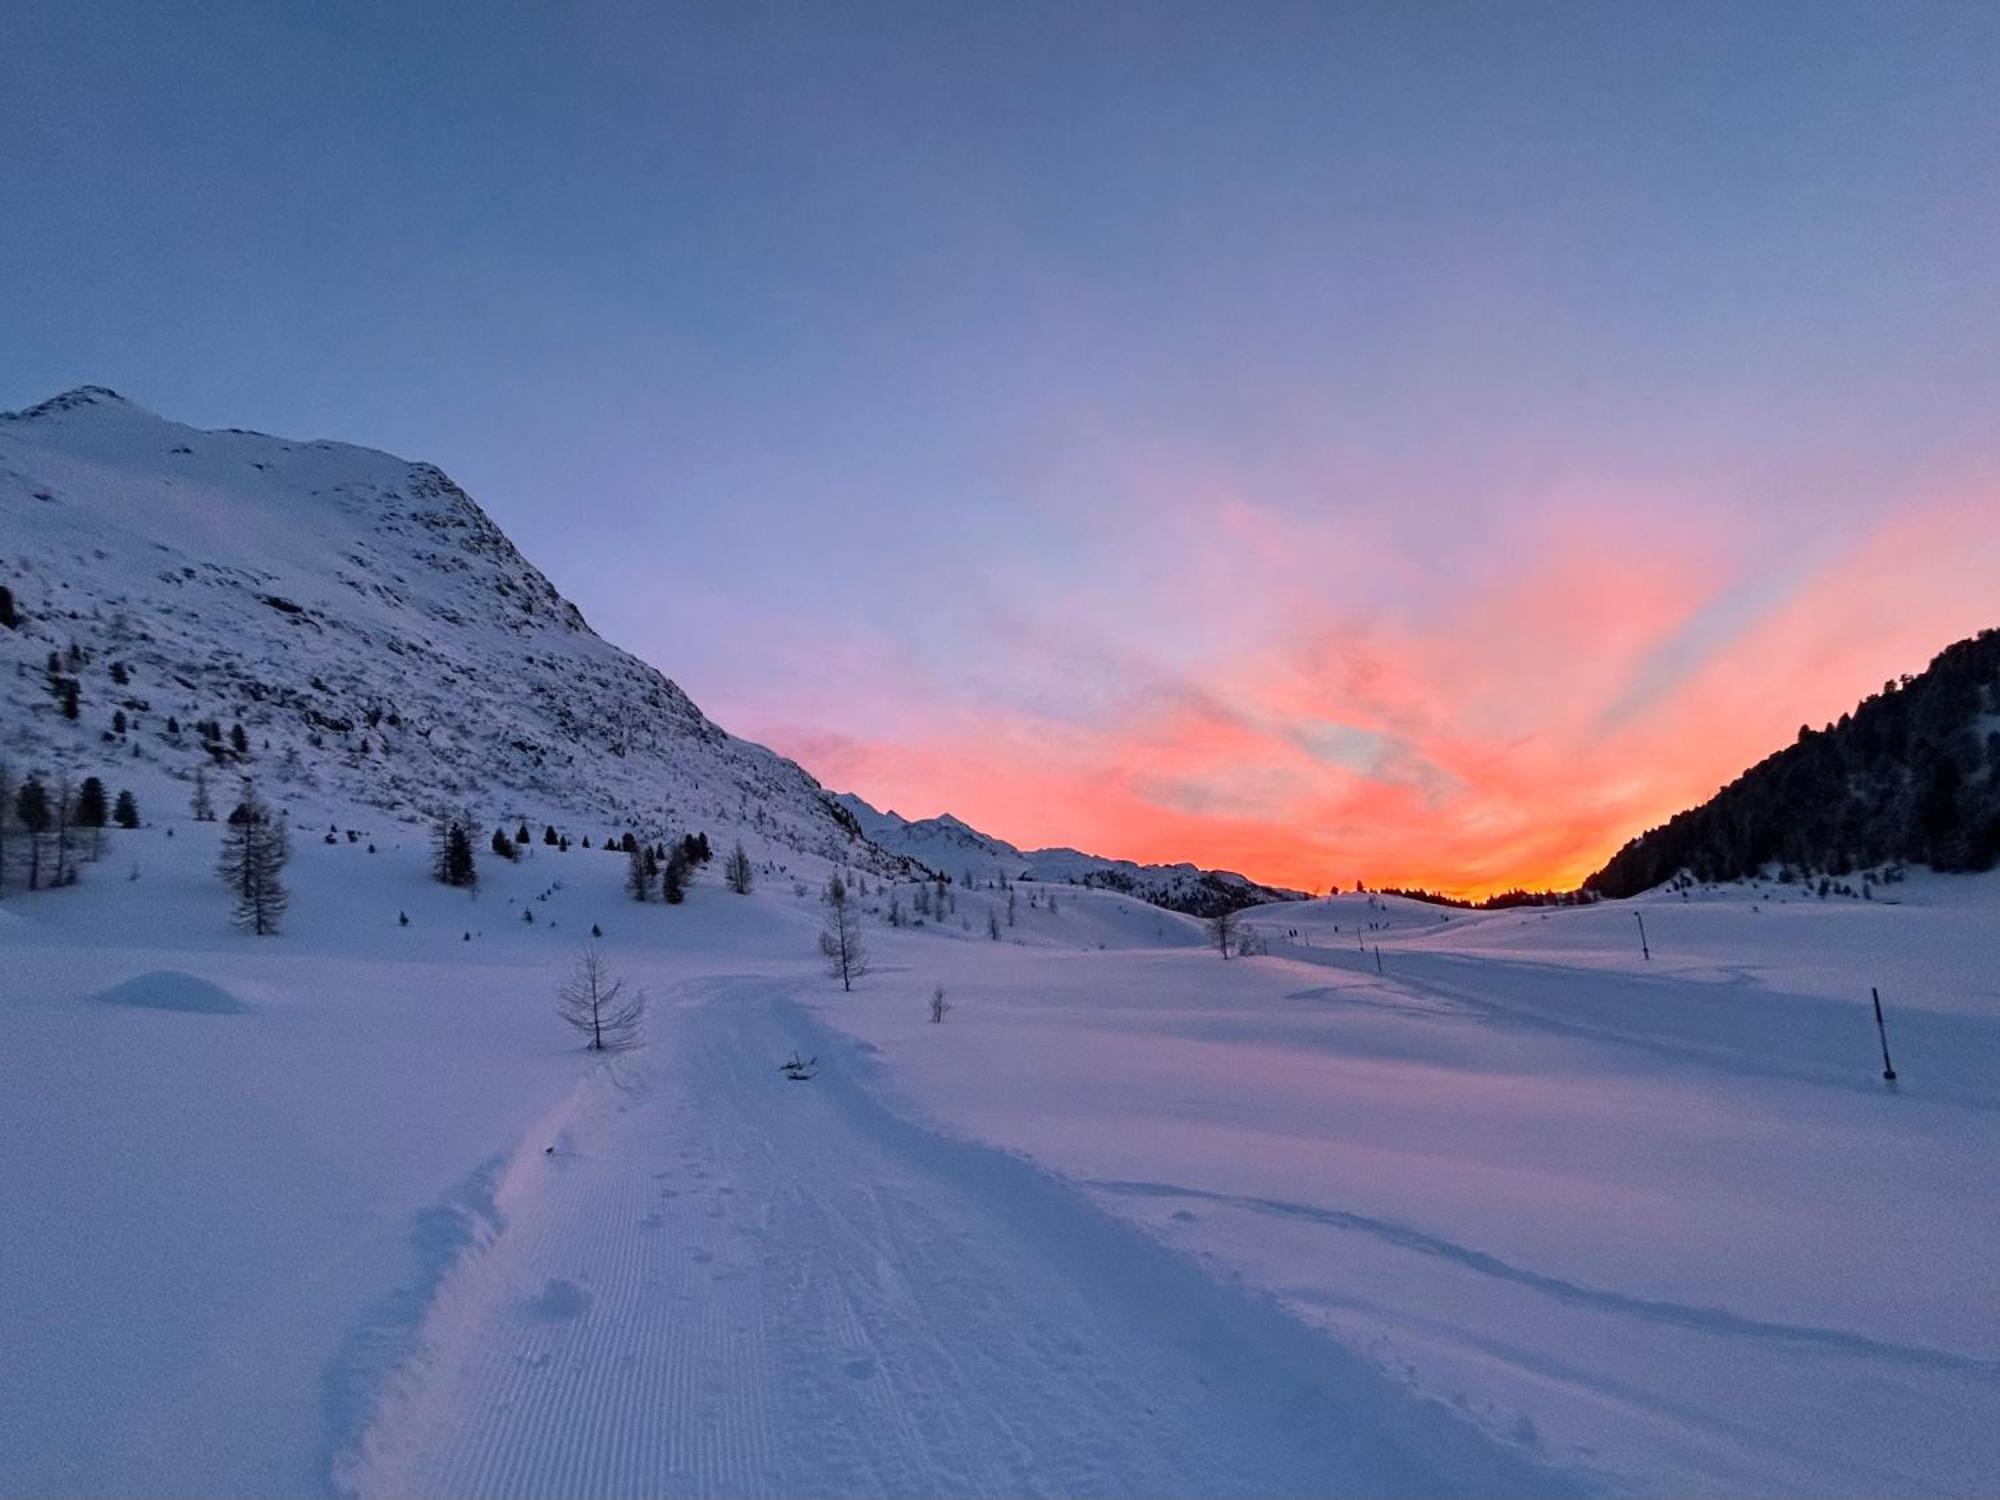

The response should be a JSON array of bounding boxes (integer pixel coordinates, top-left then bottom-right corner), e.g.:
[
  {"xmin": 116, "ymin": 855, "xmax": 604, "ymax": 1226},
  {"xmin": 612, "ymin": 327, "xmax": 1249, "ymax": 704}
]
[{"xmin": 744, "ymin": 474, "xmax": 2000, "ymax": 898}]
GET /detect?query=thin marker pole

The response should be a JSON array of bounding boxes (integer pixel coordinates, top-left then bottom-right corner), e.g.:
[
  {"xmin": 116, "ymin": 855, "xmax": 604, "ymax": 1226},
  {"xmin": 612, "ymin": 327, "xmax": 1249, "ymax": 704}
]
[
  {"xmin": 1635, "ymin": 911, "xmax": 1650, "ymax": 961},
  {"xmin": 1374, "ymin": 945, "xmax": 1383, "ymax": 975},
  {"xmin": 1871, "ymin": 987, "xmax": 1897, "ymax": 1083}
]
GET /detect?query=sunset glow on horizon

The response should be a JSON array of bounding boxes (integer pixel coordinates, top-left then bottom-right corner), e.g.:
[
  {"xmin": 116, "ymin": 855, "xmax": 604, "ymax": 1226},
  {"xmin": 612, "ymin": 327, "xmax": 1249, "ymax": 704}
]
[{"xmin": 745, "ymin": 477, "xmax": 2000, "ymax": 898}]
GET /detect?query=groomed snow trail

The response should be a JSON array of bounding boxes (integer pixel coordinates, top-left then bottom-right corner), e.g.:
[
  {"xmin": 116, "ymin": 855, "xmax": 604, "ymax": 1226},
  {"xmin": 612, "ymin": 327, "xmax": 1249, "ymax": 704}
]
[{"xmin": 339, "ymin": 977, "xmax": 1574, "ymax": 1499}]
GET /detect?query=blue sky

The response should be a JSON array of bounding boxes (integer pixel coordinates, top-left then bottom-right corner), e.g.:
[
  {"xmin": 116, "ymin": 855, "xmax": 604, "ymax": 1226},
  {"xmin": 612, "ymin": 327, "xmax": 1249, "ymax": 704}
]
[{"xmin": 5, "ymin": 2, "xmax": 1997, "ymax": 889}]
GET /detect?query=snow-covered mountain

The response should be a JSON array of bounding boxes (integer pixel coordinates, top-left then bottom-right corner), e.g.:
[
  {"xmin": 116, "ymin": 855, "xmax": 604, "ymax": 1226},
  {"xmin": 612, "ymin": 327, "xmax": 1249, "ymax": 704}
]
[
  {"xmin": 0, "ymin": 386, "xmax": 896, "ymax": 868},
  {"xmin": 833, "ymin": 791, "xmax": 1300, "ymax": 915}
]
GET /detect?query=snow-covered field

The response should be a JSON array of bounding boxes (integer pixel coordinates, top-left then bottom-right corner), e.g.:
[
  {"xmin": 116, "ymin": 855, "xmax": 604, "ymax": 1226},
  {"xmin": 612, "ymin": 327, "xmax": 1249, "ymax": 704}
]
[{"xmin": 4, "ymin": 817, "xmax": 1996, "ymax": 1497}]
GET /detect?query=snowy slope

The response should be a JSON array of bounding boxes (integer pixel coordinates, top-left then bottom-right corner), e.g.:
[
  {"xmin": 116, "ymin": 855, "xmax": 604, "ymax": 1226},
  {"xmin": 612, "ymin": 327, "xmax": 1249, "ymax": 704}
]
[
  {"xmin": 0, "ymin": 387, "xmax": 895, "ymax": 869},
  {"xmin": 834, "ymin": 790, "xmax": 1300, "ymax": 915},
  {"xmin": 4, "ymin": 812, "xmax": 1995, "ymax": 1498}
]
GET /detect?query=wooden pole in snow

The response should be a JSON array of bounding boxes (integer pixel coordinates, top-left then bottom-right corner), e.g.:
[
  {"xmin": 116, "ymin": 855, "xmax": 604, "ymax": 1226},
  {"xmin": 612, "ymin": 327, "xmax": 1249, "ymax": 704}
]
[
  {"xmin": 1871, "ymin": 987, "xmax": 1897, "ymax": 1083},
  {"xmin": 1374, "ymin": 945, "xmax": 1382, "ymax": 975},
  {"xmin": 1635, "ymin": 911, "xmax": 1650, "ymax": 961}
]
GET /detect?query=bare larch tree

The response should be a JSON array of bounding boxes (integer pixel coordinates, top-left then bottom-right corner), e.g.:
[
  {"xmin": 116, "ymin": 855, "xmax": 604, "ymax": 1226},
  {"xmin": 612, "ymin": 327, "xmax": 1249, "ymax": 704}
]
[
  {"xmin": 217, "ymin": 780, "xmax": 290, "ymax": 935},
  {"xmin": 1207, "ymin": 906, "xmax": 1240, "ymax": 959},
  {"xmin": 818, "ymin": 873, "xmax": 867, "ymax": 991},
  {"xmin": 556, "ymin": 947, "xmax": 645, "ymax": 1051}
]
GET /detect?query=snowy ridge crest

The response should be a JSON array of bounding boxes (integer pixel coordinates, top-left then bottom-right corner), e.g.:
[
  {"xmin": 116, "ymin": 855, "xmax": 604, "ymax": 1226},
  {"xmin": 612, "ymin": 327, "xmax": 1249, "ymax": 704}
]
[{"xmin": 833, "ymin": 792, "xmax": 1299, "ymax": 916}]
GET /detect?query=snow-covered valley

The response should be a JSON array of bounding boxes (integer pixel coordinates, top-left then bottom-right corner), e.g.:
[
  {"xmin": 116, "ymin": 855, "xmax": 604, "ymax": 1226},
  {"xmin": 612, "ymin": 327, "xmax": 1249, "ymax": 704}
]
[{"xmin": 4, "ymin": 817, "xmax": 1995, "ymax": 1497}]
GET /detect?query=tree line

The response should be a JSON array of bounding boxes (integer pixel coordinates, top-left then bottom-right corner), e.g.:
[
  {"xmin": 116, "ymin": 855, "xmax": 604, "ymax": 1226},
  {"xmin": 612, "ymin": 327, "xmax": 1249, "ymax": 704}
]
[{"xmin": 0, "ymin": 764, "xmax": 140, "ymax": 894}]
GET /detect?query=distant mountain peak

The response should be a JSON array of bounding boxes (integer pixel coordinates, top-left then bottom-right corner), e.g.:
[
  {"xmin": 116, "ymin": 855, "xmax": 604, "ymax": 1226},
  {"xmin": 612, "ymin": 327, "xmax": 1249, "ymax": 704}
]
[
  {"xmin": 834, "ymin": 791, "xmax": 1299, "ymax": 916},
  {"xmin": 4, "ymin": 385, "xmax": 145, "ymax": 422}
]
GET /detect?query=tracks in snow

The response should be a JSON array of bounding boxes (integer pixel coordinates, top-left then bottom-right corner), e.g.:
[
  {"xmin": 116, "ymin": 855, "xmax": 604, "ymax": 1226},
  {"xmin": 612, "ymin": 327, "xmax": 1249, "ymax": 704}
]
[{"xmin": 337, "ymin": 976, "xmax": 1576, "ymax": 1498}]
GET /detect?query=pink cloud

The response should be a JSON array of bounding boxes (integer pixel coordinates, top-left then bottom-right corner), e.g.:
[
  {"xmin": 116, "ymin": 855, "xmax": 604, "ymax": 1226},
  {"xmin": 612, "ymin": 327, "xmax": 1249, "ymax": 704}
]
[{"xmin": 751, "ymin": 474, "xmax": 1999, "ymax": 899}]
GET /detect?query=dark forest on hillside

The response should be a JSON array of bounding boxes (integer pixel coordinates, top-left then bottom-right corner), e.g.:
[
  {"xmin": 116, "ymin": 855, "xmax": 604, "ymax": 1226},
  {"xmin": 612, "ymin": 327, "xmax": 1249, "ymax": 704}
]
[{"xmin": 1586, "ymin": 628, "xmax": 2000, "ymax": 897}]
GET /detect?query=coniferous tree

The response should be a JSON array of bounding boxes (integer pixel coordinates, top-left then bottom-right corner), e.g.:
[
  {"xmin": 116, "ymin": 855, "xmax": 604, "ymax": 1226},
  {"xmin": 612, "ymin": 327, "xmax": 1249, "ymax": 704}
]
[
  {"xmin": 818, "ymin": 874, "xmax": 866, "ymax": 990},
  {"xmin": 543, "ymin": 824, "xmax": 559, "ymax": 846},
  {"xmin": 0, "ymin": 584, "xmax": 17, "ymax": 629},
  {"xmin": 492, "ymin": 827, "xmax": 517, "ymax": 861},
  {"xmin": 516, "ymin": 822, "xmax": 531, "ymax": 847},
  {"xmin": 725, "ymin": 841, "xmax": 754, "ymax": 895},
  {"xmin": 1207, "ymin": 907, "xmax": 1241, "ymax": 959},
  {"xmin": 190, "ymin": 765, "xmax": 216, "ymax": 822},
  {"xmin": 432, "ymin": 808, "xmax": 478, "ymax": 888},
  {"xmin": 51, "ymin": 770, "xmax": 76, "ymax": 886},
  {"xmin": 75, "ymin": 776, "xmax": 109, "ymax": 860},
  {"xmin": 556, "ymin": 948, "xmax": 645, "ymax": 1051},
  {"xmin": 217, "ymin": 781, "xmax": 289, "ymax": 934},
  {"xmin": 662, "ymin": 844, "xmax": 690, "ymax": 904},
  {"xmin": 0, "ymin": 760, "xmax": 13, "ymax": 893},
  {"xmin": 626, "ymin": 843, "xmax": 655, "ymax": 902},
  {"xmin": 16, "ymin": 775, "xmax": 50, "ymax": 891},
  {"xmin": 229, "ymin": 723, "xmax": 250, "ymax": 756}
]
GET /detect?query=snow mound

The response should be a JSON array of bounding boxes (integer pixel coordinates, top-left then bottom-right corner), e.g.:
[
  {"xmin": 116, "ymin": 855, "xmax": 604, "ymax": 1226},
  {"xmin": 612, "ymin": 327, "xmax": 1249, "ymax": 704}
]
[{"xmin": 93, "ymin": 970, "xmax": 252, "ymax": 1015}]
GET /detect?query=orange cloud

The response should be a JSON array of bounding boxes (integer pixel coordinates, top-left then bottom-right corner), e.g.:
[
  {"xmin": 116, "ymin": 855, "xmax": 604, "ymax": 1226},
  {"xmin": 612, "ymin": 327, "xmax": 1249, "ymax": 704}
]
[{"xmin": 748, "ymin": 476, "xmax": 1999, "ymax": 899}]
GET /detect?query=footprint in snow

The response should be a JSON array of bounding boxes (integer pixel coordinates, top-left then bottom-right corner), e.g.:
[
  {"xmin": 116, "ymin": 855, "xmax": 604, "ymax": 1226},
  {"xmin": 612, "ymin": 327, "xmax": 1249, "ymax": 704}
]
[
  {"xmin": 1170, "ymin": 1209, "xmax": 1198, "ymax": 1223},
  {"xmin": 691, "ymin": 1248, "xmax": 713, "ymax": 1265},
  {"xmin": 842, "ymin": 1357, "xmax": 877, "ymax": 1380}
]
